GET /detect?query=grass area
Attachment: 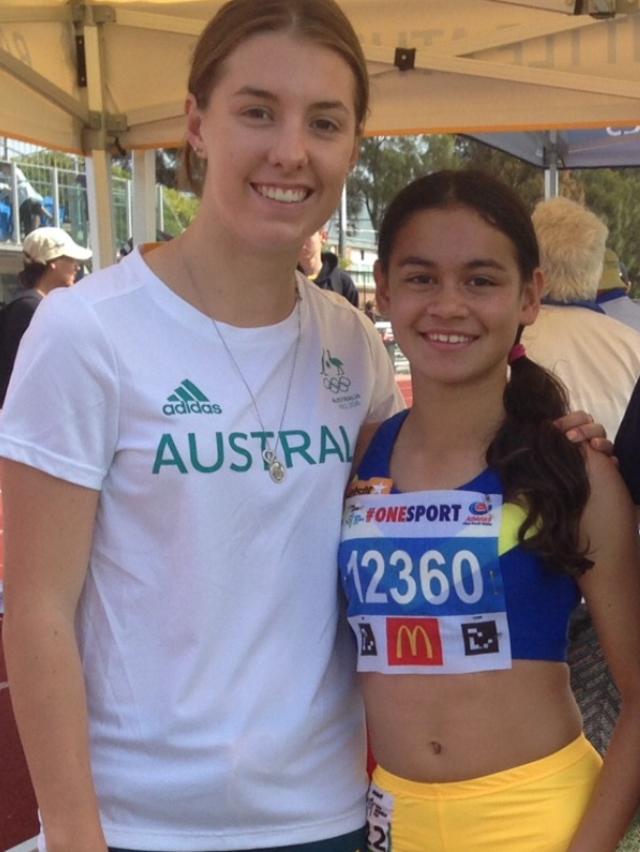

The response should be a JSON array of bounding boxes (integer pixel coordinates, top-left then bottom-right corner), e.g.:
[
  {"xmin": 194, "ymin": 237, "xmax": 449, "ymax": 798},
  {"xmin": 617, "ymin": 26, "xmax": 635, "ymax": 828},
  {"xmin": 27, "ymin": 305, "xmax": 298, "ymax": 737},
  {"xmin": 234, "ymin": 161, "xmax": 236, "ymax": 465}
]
[{"xmin": 618, "ymin": 811, "xmax": 640, "ymax": 851}]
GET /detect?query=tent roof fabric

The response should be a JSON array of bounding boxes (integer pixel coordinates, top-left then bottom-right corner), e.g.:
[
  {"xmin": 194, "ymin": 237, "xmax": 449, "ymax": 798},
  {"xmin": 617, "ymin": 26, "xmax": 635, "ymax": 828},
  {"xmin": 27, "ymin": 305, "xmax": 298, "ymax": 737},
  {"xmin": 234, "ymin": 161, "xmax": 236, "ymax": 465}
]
[
  {"xmin": 1, "ymin": 0, "xmax": 640, "ymax": 151},
  {"xmin": 467, "ymin": 125, "xmax": 640, "ymax": 167}
]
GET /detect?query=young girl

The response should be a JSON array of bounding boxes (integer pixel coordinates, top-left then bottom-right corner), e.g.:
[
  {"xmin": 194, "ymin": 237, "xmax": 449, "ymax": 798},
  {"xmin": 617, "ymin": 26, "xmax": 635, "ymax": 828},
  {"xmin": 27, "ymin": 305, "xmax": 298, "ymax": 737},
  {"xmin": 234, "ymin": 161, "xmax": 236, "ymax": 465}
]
[{"xmin": 339, "ymin": 171, "xmax": 640, "ymax": 852}]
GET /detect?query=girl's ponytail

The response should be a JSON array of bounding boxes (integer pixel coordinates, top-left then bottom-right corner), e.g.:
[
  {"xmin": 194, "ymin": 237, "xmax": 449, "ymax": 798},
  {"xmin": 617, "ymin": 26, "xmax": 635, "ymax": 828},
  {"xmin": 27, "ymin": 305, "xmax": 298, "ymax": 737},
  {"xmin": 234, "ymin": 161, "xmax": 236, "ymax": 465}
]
[{"xmin": 487, "ymin": 340, "xmax": 592, "ymax": 576}]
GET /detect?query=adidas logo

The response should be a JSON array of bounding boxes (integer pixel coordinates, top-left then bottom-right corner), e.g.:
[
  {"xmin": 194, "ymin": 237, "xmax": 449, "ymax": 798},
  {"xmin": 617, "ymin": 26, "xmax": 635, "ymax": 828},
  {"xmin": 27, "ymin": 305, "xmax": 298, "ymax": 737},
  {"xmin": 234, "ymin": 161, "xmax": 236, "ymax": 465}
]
[{"xmin": 163, "ymin": 379, "xmax": 222, "ymax": 415}]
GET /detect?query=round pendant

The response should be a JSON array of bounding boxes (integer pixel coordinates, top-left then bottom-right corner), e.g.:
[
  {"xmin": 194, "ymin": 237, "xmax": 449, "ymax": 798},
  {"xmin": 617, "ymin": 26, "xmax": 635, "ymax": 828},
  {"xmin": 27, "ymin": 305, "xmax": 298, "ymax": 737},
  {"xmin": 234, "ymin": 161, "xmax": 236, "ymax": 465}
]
[
  {"xmin": 269, "ymin": 458, "xmax": 286, "ymax": 484},
  {"xmin": 263, "ymin": 449, "xmax": 285, "ymax": 483}
]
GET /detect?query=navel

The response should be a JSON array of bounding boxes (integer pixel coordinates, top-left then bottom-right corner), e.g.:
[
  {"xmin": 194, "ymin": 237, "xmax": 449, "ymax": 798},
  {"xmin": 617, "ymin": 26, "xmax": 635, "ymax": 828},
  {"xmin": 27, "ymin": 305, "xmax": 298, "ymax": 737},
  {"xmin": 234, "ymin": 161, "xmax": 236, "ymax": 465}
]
[{"xmin": 429, "ymin": 740, "xmax": 442, "ymax": 755}]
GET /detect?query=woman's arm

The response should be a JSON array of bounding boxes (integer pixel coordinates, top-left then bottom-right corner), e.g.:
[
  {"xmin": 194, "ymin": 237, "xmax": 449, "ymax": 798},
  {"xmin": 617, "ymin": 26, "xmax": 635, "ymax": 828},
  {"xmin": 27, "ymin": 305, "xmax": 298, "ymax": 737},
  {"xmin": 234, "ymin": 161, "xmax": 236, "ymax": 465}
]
[
  {"xmin": 567, "ymin": 448, "xmax": 640, "ymax": 852},
  {"xmin": 2, "ymin": 460, "xmax": 107, "ymax": 852}
]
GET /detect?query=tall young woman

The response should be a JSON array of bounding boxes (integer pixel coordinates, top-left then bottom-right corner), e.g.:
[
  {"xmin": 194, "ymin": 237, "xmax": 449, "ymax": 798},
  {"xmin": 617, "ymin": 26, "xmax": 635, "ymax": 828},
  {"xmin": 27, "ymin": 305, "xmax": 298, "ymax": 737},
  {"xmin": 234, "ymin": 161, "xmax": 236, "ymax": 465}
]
[
  {"xmin": 0, "ymin": 4, "xmax": 608, "ymax": 851},
  {"xmin": 0, "ymin": 3, "xmax": 402, "ymax": 851},
  {"xmin": 339, "ymin": 171, "xmax": 640, "ymax": 852}
]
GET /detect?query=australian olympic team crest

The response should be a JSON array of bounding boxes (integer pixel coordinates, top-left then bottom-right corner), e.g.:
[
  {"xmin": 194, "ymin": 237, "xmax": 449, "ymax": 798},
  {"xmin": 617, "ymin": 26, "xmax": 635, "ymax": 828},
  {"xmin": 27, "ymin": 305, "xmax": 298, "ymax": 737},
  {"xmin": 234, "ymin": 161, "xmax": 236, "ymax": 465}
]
[
  {"xmin": 320, "ymin": 348, "xmax": 362, "ymax": 409},
  {"xmin": 321, "ymin": 348, "xmax": 351, "ymax": 393}
]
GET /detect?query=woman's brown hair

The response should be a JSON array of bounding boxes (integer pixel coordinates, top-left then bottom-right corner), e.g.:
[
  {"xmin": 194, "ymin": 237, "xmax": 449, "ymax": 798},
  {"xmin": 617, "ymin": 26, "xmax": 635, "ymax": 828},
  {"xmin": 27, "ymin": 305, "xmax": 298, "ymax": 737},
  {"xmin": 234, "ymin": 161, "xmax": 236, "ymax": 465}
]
[{"xmin": 184, "ymin": 0, "xmax": 368, "ymax": 195}]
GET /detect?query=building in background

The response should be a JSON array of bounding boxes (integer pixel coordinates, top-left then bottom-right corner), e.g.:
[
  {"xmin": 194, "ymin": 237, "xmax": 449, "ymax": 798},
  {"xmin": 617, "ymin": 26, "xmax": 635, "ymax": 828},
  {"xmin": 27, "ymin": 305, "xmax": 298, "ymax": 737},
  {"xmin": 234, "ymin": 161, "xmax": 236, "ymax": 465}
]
[
  {"xmin": 325, "ymin": 213, "xmax": 377, "ymax": 307},
  {"xmin": 0, "ymin": 137, "xmax": 172, "ymax": 304},
  {"xmin": 0, "ymin": 138, "xmax": 382, "ymax": 310}
]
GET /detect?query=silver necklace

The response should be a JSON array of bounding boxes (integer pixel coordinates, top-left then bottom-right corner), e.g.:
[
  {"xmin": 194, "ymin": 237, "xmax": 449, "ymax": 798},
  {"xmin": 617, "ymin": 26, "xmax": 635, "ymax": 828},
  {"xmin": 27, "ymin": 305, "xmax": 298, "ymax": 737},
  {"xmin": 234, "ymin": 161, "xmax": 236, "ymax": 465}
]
[{"xmin": 183, "ymin": 253, "xmax": 301, "ymax": 484}]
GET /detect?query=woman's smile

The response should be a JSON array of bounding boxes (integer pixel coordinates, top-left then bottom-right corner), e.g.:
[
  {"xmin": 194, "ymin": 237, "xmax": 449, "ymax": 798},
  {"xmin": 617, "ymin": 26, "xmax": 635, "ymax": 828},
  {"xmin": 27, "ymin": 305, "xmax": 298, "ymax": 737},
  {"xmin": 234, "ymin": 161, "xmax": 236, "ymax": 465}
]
[{"xmin": 186, "ymin": 31, "xmax": 359, "ymax": 253}]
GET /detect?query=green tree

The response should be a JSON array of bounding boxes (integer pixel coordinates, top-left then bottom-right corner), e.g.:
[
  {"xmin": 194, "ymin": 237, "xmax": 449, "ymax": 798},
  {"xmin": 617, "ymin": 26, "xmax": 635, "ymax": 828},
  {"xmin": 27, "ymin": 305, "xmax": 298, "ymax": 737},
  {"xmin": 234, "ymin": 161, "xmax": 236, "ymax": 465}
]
[
  {"xmin": 346, "ymin": 134, "xmax": 544, "ymax": 235},
  {"xmin": 454, "ymin": 137, "xmax": 544, "ymax": 211},
  {"xmin": 161, "ymin": 186, "xmax": 199, "ymax": 236},
  {"xmin": 347, "ymin": 134, "xmax": 458, "ymax": 232},
  {"xmin": 346, "ymin": 133, "xmax": 640, "ymax": 294},
  {"xmin": 569, "ymin": 168, "xmax": 640, "ymax": 290},
  {"xmin": 450, "ymin": 139, "xmax": 640, "ymax": 289},
  {"xmin": 15, "ymin": 149, "xmax": 81, "ymax": 171}
]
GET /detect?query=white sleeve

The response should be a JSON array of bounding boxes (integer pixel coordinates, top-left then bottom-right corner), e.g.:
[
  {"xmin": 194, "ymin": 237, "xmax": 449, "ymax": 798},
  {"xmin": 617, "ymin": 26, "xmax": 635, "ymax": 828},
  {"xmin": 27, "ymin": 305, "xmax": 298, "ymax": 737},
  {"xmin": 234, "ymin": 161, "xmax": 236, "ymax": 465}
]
[
  {"xmin": 0, "ymin": 289, "xmax": 119, "ymax": 489},
  {"xmin": 360, "ymin": 314, "xmax": 406, "ymax": 423}
]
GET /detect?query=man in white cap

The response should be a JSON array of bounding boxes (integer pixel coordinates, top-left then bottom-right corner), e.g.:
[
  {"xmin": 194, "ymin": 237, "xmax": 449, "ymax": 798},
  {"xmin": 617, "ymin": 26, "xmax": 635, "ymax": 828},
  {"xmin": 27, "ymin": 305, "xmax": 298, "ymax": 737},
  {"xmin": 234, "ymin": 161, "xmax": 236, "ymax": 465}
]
[{"xmin": 0, "ymin": 226, "xmax": 92, "ymax": 406}]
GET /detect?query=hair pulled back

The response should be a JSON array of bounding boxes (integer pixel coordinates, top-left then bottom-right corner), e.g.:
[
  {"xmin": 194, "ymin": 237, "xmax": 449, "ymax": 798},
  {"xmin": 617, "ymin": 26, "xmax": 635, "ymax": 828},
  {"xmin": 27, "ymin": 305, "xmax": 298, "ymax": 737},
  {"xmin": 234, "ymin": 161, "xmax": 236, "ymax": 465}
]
[
  {"xmin": 184, "ymin": 0, "xmax": 368, "ymax": 195},
  {"xmin": 378, "ymin": 170, "xmax": 539, "ymax": 279},
  {"xmin": 18, "ymin": 260, "xmax": 48, "ymax": 289},
  {"xmin": 378, "ymin": 170, "xmax": 591, "ymax": 576}
]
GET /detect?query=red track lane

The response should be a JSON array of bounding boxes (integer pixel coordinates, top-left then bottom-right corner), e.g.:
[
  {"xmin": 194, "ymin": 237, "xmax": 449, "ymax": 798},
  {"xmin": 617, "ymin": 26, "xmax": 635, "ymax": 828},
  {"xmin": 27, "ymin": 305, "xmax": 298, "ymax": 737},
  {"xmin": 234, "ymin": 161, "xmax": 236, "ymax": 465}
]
[
  {"xmin": 396, "ymin": 374, "xmax": 413, "ymax": 407},
  {"xmin": 0, "ymin": 617, "xmax": 38, "ymax": 851},
  {"xmin": 0, "ymin": 484, "xmax": 4, "ymax": 584},
  {"xmin": 1, "ymin": 481, "xmax": 38, "ymax": 850}
]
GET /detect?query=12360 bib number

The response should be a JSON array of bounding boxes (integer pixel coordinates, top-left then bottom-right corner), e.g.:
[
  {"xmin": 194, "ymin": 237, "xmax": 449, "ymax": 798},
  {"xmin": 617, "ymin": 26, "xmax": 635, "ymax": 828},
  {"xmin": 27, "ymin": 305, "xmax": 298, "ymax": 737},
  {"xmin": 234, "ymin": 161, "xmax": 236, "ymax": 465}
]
[{"xmin": 346, "ymin": 547, "xmax": 484, "ymax": 608}]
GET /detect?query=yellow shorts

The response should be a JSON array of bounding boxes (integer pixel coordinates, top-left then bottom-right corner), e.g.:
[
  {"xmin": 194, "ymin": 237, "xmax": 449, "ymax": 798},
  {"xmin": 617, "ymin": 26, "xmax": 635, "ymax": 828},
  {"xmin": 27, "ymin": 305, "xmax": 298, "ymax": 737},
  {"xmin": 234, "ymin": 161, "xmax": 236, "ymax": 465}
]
[{"xmin": 367, "ymin": 734, "xmax": 602, "ymax": 852}]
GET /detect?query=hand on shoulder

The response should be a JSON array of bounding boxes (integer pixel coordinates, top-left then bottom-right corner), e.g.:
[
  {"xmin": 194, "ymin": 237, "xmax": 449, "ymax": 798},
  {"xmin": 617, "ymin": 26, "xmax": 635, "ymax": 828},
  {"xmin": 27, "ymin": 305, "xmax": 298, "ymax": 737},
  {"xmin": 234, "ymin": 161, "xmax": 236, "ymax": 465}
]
[{"xmin": 555, "ymin": 411, "xmax": 614, "ymax": 457}]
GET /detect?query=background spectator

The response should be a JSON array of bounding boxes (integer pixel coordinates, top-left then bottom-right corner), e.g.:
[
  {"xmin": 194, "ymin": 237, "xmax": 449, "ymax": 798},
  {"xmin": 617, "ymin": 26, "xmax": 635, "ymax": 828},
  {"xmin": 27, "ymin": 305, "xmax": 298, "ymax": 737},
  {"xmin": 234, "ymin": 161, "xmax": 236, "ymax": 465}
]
[
  {"xmin": 523, "ymin": 196, "xmax": 640, "ymax": 442},
  {"xmin": 0, "ymin": 227, "xmax": 91, "ymax": 406},
  {"xmin": 298, "ymin": 227, "xmax": 359, "ymax": 306},
  {"xmin": 523, "ymin": 196, "xmax": 640, "ymax": 758},
  {"xmin": 0, "ymin": 164, "xmax": 52, "ymax": 237}
]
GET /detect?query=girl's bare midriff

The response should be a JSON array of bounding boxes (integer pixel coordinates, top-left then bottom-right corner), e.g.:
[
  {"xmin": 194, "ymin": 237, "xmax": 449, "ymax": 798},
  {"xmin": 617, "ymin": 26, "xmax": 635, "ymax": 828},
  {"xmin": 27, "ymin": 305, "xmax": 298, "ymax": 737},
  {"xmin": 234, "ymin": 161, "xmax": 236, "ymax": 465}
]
[{"xmin": 362, "ymin": 660, "xmax": 582, "ymax": 782}]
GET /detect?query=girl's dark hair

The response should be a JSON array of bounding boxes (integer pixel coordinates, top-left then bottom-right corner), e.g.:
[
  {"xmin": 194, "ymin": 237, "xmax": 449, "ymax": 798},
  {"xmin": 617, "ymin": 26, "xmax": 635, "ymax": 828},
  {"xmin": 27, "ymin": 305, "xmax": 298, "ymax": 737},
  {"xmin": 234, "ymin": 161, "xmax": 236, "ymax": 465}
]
[
  {"xmin": 378, "ymin": 170, "xmax": 591, "ymax": 576},
  {"xmin": 184, "ymin": 0, "xmax": 368, "ymax": 195},
  {"xmin": 18, "ymin": 260, "xmax": 47, "ymax": 289}
]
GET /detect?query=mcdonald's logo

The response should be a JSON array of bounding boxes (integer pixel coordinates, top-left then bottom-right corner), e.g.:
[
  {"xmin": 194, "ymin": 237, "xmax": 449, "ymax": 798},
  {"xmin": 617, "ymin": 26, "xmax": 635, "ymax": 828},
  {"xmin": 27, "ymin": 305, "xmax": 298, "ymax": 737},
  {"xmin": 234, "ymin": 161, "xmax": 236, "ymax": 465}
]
[{"xmin": 387, "ymin": 618, "xmax": 443, "ymax": 666}]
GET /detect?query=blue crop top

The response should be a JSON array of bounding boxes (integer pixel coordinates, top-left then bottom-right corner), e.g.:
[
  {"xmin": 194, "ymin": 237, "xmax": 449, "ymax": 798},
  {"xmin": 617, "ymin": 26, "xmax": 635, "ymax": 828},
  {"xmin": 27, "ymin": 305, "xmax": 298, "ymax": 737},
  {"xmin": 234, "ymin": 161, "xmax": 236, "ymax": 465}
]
[{"xmin": 338, "ymin": 411, "xmax": 580, "ymax": 675}]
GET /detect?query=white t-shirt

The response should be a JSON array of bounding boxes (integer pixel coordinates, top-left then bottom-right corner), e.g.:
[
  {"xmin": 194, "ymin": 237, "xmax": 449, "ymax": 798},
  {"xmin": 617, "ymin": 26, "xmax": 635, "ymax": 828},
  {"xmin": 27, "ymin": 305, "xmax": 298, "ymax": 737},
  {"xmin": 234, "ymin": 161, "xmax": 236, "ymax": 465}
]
[
  {"xmin": 0, "ymin": 249, "xmax": 403, "ymax": 851},
  {"xmin": 523, "ymin": 303, "xmax": 640, "ymax": 442}
]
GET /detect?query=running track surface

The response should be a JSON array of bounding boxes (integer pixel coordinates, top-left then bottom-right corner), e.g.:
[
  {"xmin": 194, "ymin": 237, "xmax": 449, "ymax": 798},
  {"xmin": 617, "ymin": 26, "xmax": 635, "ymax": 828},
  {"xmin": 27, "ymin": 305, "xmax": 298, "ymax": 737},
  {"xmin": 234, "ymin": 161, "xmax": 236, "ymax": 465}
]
[
  {"xmin": 396, "ymin": 374, "xmax": 413, "ymax": 407},
  {"xmin": 0, "ymin": 375, "xmax": 412, "ymax": 850},
  {"xmin": 0, "ymin": 617, "xmax": 38, "ymax": 851},
  {"xmin": 1, "ymin": 479, "xmax": 36, "ymax": 850}
]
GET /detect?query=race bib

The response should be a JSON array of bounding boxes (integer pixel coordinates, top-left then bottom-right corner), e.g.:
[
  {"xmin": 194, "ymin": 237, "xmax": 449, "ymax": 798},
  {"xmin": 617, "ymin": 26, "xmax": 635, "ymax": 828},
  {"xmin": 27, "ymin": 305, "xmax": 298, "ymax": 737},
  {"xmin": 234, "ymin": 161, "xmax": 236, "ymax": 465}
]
[
  {"xmin": 367, "ymin": 783, "xmax": 394, "ymax": 852},
  {"xmin": 339, "ymin": 489, "xmax": 512, "ymax": 674}
]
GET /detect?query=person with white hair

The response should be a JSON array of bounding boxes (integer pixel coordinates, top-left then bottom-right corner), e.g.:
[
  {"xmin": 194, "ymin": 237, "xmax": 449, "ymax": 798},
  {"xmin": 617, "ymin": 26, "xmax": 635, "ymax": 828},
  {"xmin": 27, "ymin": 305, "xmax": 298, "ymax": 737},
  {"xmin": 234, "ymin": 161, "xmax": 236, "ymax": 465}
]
[{"xmin": 523, "ymin": 196, "xmax": 640, "ymax": 442}]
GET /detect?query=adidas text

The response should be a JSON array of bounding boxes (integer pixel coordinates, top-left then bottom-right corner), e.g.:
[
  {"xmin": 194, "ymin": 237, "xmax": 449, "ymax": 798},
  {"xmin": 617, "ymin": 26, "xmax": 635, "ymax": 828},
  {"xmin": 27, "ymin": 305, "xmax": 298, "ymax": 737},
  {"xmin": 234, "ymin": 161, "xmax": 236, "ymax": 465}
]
[{"xmin": 163, "ymin": 401, "xmax": 222, "ymax": 416}]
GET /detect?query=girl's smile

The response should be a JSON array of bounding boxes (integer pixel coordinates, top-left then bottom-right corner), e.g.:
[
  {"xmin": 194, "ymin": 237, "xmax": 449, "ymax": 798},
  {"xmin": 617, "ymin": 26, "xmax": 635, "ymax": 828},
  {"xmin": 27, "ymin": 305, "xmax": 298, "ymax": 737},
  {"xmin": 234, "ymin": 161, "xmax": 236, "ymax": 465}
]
[{"xmin": 376, "ymin": 205, "xmax": 542, "ymax": 388}]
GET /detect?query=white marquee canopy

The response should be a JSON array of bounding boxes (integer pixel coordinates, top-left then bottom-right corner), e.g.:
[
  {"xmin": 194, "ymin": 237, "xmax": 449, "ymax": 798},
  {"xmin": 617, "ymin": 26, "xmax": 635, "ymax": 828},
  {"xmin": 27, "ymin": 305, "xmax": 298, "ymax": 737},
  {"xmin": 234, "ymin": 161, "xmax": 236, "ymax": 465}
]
[{"xmin": 2, "ymin": 0, "xmax": 640, "ymax": 262}]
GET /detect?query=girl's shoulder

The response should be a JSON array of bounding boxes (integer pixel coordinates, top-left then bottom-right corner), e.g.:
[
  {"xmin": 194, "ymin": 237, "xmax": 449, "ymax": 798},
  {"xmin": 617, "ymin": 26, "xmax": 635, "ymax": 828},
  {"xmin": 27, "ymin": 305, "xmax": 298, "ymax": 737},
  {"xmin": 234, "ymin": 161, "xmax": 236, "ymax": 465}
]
[{"xmin": 579, "ymin": 444, "xmax": 637, "ymax": 559}]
